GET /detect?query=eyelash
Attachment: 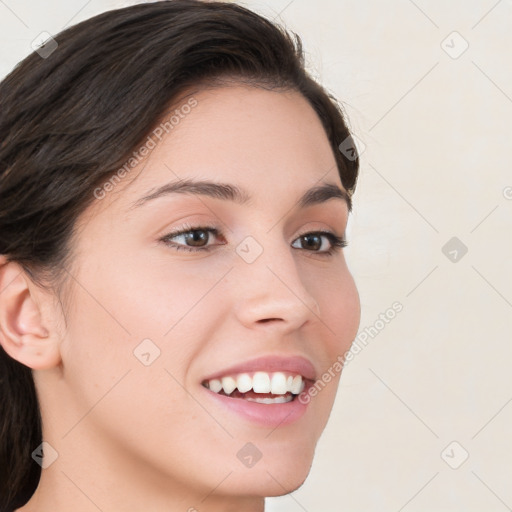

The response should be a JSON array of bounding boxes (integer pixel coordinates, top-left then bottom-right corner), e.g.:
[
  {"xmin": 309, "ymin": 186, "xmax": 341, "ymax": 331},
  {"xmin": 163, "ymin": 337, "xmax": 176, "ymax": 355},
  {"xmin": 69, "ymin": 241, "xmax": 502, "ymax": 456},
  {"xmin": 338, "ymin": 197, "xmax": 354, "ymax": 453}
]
[{"xmin": 159, "ymin": 223, "xmax": 348, "ymax": 257}]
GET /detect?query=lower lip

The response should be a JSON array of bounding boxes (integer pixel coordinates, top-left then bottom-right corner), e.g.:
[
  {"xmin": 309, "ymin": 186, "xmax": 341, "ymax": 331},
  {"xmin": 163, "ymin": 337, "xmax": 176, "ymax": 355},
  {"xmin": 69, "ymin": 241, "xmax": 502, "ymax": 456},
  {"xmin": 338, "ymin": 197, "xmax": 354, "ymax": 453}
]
[{"xmin": 201, "ymin": 383, "xmax": 312, "ymax": 427}]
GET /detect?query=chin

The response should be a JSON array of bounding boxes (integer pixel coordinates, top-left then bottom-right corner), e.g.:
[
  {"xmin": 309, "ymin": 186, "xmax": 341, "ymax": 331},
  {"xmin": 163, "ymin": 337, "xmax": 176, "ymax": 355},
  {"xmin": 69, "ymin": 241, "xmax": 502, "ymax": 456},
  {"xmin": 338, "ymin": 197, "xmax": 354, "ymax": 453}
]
[
  {"xmin": 224, "ymin": 442, "xmax": 316, "ymax": 498},
  {"xmin": 231, "ymin": 466, "xmax": 312, "ymax": 498}
]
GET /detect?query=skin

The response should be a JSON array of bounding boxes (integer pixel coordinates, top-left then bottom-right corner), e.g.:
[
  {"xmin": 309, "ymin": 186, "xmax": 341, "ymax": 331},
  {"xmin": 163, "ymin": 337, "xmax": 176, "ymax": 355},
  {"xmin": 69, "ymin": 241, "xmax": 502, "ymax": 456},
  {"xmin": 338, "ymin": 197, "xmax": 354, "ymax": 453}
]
[{"xmin": 0, "ymin": 84, "xmax": 360, "ymax": 512}]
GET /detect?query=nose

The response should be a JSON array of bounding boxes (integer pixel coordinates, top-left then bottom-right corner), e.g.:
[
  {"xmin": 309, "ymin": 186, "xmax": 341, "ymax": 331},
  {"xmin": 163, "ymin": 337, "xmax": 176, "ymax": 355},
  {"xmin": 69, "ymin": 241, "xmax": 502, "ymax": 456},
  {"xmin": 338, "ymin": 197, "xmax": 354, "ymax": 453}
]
[{"xmin": 229, "ymin": 236, "xmax": 322, "ymax": 334}]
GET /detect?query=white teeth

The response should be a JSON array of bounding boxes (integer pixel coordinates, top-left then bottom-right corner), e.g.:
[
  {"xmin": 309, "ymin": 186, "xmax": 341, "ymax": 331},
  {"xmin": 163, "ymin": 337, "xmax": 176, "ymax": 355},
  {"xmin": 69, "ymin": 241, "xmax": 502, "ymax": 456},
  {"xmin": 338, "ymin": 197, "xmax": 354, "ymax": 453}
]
[
  {"xmin": 209, "ymin": 379, "xmax": 222, "ymax": 393},
  {"xmin": 246, "ymin": 395, "xmax": 293, "ymax": 404},
  {"xmin": 270, "ymin": 372, "xmax": 288, "ymax": 395},
  {"xmin": 221, "ymin": 376, "xmax": 237, "ymax": 395},
  {"xmin": 237, "ymin": 373, "xmax": 252, "ymax": 393},
  {"xmin": 290, "ymin": 375, "xmax": 303, "ymax": 394},
  {"xmin": 252, "ymin": 372, "xmax": 271, "ymax": 393},
  {"xmin": 204, "ymin": 371, "xmax": 306, "ymax": 397}
]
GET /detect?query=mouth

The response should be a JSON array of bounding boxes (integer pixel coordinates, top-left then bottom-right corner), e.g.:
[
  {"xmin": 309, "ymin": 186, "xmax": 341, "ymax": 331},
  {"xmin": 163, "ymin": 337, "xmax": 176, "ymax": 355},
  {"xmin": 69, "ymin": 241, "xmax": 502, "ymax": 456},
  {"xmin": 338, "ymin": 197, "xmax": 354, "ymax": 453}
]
[
  {"xmin": 201, "ymin": 371, "xmax": 308, "ymax": 404},
  {"xmin": 199, "ymin": 356, "xmax": 316, "ymax": 427}
]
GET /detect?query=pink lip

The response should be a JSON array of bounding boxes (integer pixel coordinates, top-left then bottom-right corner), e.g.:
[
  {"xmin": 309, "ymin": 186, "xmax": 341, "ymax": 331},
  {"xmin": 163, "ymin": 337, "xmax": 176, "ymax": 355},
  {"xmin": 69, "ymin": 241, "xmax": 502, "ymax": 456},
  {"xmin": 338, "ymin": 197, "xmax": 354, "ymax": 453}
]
[
  {"xmin": 201, "ymin": 379, "xmax": 314, "ymax": 427},
  {"xmin": 200, "ymin": 354, "xmax": 317, "ymax": 382}
]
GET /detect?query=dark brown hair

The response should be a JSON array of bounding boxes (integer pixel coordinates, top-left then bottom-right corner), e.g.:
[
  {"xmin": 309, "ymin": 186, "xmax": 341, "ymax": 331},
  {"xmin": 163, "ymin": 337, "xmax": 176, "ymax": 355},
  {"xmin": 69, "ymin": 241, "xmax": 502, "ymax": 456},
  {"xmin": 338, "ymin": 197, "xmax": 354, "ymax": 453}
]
[{"xmin": 0, "ymin": 1, "xmax": 359, "ymax": 509}]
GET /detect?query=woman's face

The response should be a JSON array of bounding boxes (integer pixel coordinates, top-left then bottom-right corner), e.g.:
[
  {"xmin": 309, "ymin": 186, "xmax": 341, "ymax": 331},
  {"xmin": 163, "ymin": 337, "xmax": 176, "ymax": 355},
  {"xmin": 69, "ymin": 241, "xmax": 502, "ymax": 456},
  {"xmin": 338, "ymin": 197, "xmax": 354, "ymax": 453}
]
[{"xmin": 39, "ymin": 84, "xmax": 360, "ymax": 503}]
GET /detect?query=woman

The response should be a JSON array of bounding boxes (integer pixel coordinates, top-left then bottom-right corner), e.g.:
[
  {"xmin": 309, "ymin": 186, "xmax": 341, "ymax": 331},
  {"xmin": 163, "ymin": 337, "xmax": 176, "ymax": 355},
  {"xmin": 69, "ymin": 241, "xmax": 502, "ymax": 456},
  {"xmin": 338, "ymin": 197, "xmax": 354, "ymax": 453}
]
[{"xmin": 0, "ymin": 1, "xmax": 361, "ymax": 510}]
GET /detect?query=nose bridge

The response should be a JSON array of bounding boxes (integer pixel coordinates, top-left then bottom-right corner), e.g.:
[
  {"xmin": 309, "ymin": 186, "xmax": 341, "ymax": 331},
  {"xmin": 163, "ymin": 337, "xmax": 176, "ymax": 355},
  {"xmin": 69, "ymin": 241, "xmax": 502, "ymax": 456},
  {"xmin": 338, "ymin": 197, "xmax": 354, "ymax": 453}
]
[{"xmin": 231, "ymin": 232, "xmax": 321, "ymax": 330}]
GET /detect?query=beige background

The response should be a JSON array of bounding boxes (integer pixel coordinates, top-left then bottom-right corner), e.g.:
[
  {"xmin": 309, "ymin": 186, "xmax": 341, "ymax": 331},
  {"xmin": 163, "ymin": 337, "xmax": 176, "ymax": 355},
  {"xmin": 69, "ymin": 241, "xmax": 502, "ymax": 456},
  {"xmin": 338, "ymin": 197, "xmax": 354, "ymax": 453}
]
[{"xmin": 1, "ymin": 1, "xmax": 511, "ymax": 510}]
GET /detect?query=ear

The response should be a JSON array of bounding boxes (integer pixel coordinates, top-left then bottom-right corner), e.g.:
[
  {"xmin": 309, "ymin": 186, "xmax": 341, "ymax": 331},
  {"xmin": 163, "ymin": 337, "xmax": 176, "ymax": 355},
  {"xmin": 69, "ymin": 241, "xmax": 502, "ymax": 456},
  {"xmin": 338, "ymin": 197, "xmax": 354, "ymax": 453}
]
[{"xmin": 0, "ymin": 255, "xmax": 62, "ymax": 370}]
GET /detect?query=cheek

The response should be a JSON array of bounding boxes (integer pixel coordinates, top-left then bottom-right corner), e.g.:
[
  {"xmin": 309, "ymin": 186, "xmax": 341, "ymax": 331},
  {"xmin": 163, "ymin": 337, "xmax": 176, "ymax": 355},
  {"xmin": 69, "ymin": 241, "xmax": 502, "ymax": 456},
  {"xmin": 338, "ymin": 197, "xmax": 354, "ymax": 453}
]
[
  {"xmin": 337, "ymin": 272, "xmax": 360, "ymax": 340},
  {"xmin": 58, "ymin": 275, "xmax": 210, "ymax": 466},
  {"xmin": 315, "ymin": 265, "xmax": 361, "ymax": 356},
  {"xmin": 119, "ymin": 254, "xmax": 230, "ymax": 340},
  {"xmin": 301, "ymin": 266, "xmax": 360, "ymax": 422},
  {"xmin": 58, "ymin": 255, "xmax": 228, "ymax": 423}
]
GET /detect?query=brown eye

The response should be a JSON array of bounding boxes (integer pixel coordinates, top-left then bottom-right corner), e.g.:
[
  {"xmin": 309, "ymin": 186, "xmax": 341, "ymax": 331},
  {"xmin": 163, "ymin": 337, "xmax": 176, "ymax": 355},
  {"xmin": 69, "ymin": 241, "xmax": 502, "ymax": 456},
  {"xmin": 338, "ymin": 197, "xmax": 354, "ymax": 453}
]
[
  {"xmin": 182, "ymin": 230, "xmax": 210, "ymax": 247},
  {"xmin": 300, "ymin": 233, "xmax": 322, "ymax": 251},
  {"xmin": 161, "ymin": 225, "xmax": 346, "ymax": 256},
  {"xmin": 291, "ymin": 231, "xmax": 347, "ymax": 256},
  {"xmin": 160, "ymin": 225, "xmax": 221, "ymax": 253}
]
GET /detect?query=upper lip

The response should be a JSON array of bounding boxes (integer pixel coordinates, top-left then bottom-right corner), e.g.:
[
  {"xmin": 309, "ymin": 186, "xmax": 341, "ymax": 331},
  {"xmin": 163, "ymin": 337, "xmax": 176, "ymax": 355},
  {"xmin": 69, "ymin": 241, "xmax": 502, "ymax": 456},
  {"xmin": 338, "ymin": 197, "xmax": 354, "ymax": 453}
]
[{"xmin": 201, "ymin": 355, "xmax": 317, "ymax": 382}]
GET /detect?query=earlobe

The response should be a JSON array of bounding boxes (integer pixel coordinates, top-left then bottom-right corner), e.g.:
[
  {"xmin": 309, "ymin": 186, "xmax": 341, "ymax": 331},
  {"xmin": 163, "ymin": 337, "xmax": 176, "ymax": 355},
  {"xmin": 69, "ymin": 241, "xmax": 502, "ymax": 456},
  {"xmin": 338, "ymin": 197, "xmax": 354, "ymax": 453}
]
[{"xmin": 0, "ymin": 256, "xmax": 62, "ymax": 370}]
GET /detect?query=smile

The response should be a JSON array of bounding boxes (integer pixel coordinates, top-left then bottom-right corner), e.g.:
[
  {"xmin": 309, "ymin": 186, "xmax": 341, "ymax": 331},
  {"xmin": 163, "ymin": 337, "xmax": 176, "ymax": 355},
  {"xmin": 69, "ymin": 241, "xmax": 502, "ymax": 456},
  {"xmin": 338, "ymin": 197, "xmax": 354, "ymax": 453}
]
[
  {"xmin": 202, "ymin": 371, "xmax": 306, "ymax": 404},
  {"xmin": 199, "ymin": 355, "xmax": 316, "ymax": 426}
]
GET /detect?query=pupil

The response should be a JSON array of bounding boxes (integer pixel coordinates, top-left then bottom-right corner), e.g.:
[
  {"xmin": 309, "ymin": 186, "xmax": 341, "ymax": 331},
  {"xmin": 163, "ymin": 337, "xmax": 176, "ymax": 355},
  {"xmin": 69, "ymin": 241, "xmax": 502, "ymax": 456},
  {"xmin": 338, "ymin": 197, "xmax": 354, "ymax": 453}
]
[
  {"xmin": 304, "ymin": 234, "xmax": 320, "ymax": 250},
  {"xmin": 187, "ymin": 230, "xmax": 207, "ymax": 246}
]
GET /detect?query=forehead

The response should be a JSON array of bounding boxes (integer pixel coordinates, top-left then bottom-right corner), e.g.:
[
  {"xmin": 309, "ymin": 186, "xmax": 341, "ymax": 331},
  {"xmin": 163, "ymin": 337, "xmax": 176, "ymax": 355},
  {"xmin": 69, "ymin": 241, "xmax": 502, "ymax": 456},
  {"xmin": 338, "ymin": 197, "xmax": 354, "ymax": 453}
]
[{"xmin": 94, "ymin": 84, "xmax": 346, "ymax": 219}]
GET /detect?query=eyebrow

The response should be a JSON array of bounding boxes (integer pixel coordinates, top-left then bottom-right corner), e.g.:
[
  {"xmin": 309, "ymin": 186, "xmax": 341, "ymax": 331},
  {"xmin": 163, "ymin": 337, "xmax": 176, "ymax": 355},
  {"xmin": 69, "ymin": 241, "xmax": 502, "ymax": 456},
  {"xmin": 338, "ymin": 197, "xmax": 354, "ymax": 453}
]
[{"xmin": 129, "ymin": 178, "xmax": 352, "ymax": 212}]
